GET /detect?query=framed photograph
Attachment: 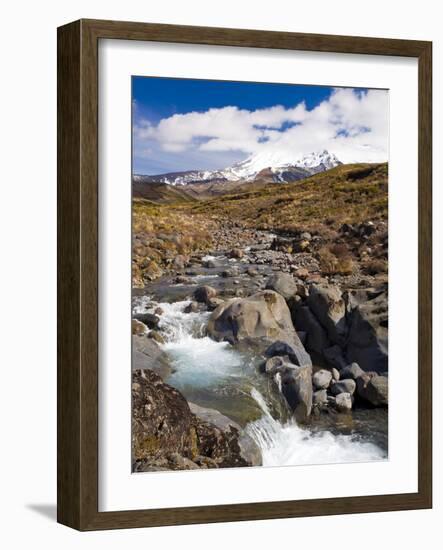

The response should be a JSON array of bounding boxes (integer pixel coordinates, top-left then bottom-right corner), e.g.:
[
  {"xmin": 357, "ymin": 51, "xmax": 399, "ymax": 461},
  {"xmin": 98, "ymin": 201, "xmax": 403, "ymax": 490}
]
[{"xmin": 57, "ymin": 19, "xmax": 432, "ymax": 530}]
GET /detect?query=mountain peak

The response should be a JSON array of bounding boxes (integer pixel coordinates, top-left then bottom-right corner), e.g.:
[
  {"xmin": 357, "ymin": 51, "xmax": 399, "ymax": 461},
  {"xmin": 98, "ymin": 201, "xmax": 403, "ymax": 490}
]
[{"xmin": 138, "ymin": 150, "xmax": 341, "ymax": 186}]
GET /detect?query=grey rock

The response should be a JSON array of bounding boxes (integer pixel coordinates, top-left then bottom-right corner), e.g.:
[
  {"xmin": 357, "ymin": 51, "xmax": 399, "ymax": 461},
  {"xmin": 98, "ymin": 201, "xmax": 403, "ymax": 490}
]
[
  {"xmin": 194, "ymin": 285, "xmax": 217, "ymax": 304},
  {"xmin": 346, "ymin": 290, "xmax": 388, "ymax": 373},
  {"xmin": 340, "ymin": 362, "xmax": 366, "ymax": 380},
  {"xmin": 313, "ymin": 389, "xmax": 328, "ymax": 406},
  {"xmin": 293, "ymin": 306, "xmax": 330, "ymax": 353},
  {"xmin": 323, "ymin": 344, "xmax": 348, "ymax": 369},
  {"xmin": 134, "ymin": 312, "xmax": 160, "ymax": 329},
  {"xmin": 266, "ymin": 272, "xmax": 298, "ymax": 300},
  {"xmin": 312, "ymin": 369, "xmax": 333, "ymax": 390},
  {"xmin": 280, "ymin": 365, "xmax": 313, "ymax": 422},
  {"xmin": 307, "ymin": 284, "xmax": 347, "ymax": 344},
  {"xmin": 331, "ymin": 368, "xmax": 340, "ymax": 381},
  {"xmin": 208, "ymin": 291, "xmax": 311, "ymax": 366},
  {"xmin": 265, "ymin": 340, "xmax": 312, "ymax": 368},
  {"xmin": 335, "ymin": 392, "xmax": 353, "ymax": 412},
  {"xmin": 356, "ymin": 375, "xmax": 388, "ymax": 406},
  {"xmin": 331, "ymin": 378, "xmax": 357, "ymax": 396}
]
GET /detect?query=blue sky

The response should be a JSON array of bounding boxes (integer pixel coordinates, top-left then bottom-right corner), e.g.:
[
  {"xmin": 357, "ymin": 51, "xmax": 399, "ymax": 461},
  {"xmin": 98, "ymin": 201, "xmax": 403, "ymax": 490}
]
[{"xmin": 132, "ymin": 77, "xmax": 388, "ymax": 175}]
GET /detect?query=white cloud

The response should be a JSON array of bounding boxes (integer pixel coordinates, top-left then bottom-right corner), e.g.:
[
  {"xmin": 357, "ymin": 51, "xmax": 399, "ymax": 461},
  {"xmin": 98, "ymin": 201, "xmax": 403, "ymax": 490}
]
[{"xmin": 133, "ymin": 88, "xmax": 389, "ymax": 172}]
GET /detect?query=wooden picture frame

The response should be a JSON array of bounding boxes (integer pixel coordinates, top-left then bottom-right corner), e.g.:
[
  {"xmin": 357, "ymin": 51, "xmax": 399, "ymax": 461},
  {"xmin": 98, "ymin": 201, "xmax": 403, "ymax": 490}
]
[{"xmin": 57, "ymin": 19, "xmax": 432, "ymax": 530}]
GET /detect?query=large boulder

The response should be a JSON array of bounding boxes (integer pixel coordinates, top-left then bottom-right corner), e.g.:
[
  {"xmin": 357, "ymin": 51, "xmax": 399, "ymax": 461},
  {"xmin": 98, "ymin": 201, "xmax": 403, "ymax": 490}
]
[
  {"xmin": 346, "ymin": 292, "xmax": 388, "ymax": 373},
  {"xmin": 207, "ymin": 290, "xmax": 311, "ymax": 365},
  {"xmin": 132, "ymin": 369, "xmax": 253, "ymax": 471},
  {"xmin": 307, "ymin": 284, "xmax": 347, "ymax": 345},
  {"xmin": 265, "ymin": 340, "xmax": 312, "ymax": 367},
  {"xmin": 132, "ymin": 335, "xmax": 172, "ymax": 379},
  {"xmin": 133, "ymin": 312, "xmax": 160, "ymax": 329},
  {"xmin": 356, "ymin": 375, "xmax": 388, "ymax": 407},
  {"xmin": 293, "ymin": 306, "xmax": 330, "ymax": 353},
  {"xmin": 189, "ymin": 403, "xmax": 262, "ymax": 466},
  {"xmin": 278, "ymin": 365, "xmax": 313, "ymax": 422},
  {"xmin": 266, "ymin": 272, "xmax": 298, "ymax": 300}
]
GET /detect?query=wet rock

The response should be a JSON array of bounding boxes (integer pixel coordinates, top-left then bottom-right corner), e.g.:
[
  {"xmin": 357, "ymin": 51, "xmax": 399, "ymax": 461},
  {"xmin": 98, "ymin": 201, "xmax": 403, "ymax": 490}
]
[
  {"xmin": 331, "ymin": 378, "xmax": 356, "ymax": 396},
  {"xmin": 312, "ymin": 369, "xmax": 332, "ymax": 390},
  {"xmin": 154, "ymin": 306, "xmax": 164, "ymax": 316},
  {"xmin": 189, "ymin": 402, "xmax": 262, "ymax": 466},
  {"xmin": 246, "ymin": 267, "xmax": 259, "ymax": 277},
  {"xmin": 335, "ymin": 392, "xmax": 353, "ymax": 412},
  {"xmin": 356, "ymin": 375, "xmax": 388, "ymax": 407},
  {"xmin": 206, "ymin": 297, "xmax": 224, "ymax": 311},
  {"xmin": 221, "ymin": 267, "xmax": 239, "ymax": 278},
  {"xmin": 204, "ymin": 259, "xmax": 217, "ymax": 268},
  {"xmin": 262, "ymin": 355, "xmax": 292, "ymax": 375},
  {"xmin": 132, "ymin": 369, "xmax": 253, "ymax": 471},
  {"xmin": 134, "ymin": 312, "xmax": 160, "ymax": 329},
  {"xmin": 175, "ymin": 275, "xmax": 192, "ymax": 284},
  {"xmin": 194, "ymin": 285, "xmax": 217, "ymax": 304},
  {"xmin": 132, "ymin": 319, "xmax": 146, "ymax": 335},
  {"xmin": 184, "ymin": 301, "xmax": 199, "ymax": 313},
  {"xmin": 307, "ymin": 284, "xmax": 347, "ymax": 345},
  {"xmin": 279, "ymin": 365, "xmax": 313, "ymax": 422},
  {"xmin": 132, "ymin": 336, "xmax": 172, "ymax": 379},
  {"xmin": 266, "ymin": 272, "xmax": 298, "ymax": 300},
  {"xmin": 313, "ymin": 389, "xmax": 328, "ymax": 406},
  {"xmin": 148, "ymin": 330, "xmax": 165, "ymax": 344},
  {"xmin": 208, "ymin": 290, "xmax": 311, "ymax": 366}
]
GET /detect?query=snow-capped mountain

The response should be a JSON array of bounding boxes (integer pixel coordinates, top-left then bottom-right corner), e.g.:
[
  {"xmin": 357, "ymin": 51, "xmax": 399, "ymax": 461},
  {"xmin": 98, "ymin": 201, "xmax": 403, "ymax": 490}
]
[{"xmin": 135, "ymin": 150, "xmax": 341, "ymax": 186}]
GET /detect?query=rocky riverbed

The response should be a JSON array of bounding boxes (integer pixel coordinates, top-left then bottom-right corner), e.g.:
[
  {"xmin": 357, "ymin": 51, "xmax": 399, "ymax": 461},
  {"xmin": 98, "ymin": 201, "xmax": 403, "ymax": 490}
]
[{"xmin": 132, "ymin": 225, "xmax": 388, "ymax": 472}]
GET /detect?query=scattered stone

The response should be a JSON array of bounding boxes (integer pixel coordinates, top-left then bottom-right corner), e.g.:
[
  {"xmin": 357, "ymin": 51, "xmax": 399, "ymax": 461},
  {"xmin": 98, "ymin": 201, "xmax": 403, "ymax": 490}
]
[
  {"xmin": 175, "ymin": 275, "xmax": 192, "ymax": 284},
  {"xmin": 340, "ymin": 362, "xmax": 366, "ymax": 380},
  {"xmin": 134, "ymin": 312, "xmax": 160, "ymax": 329},
  {"xmin": 331, "ymin": 378, "xmax": 356, "ymax": 396},
  {"xmin": 229, "ymin": 248, "xmax": 244, "ymax": 259},
  {"xmin": 173, "ymin": 255, "xmax": 188, "ymax": 270},
  {"xmin": 312, "ymin": 369, "xmax": 333, "ymax": 390},
  {"xmin": 194, "ymin": 285, "xmax": 217, "ymax": 304},
  {"xmin": 246, "ymin": 267, "xmax": 259, "ymax": 277},
  {"xmin": 331, "ymin": 368, "xmax": 340, "ymax": 381},
  {"xmin": 313, "ymin": 389, "xmax": 328, "ymax": 406},
  {"xmin": 335, "ymin": 392, "xmax": 353, "ymax": 412},
  {"xmin": 356, "ymin": 375, "xmax": 388, "ymax": 406}
]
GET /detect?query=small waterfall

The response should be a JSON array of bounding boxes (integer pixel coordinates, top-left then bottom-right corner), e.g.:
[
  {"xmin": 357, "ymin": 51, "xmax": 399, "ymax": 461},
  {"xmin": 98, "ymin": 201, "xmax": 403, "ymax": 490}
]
[{"xmin": 247, "ymin": 389, "xmax": 386, "ymax": 467}]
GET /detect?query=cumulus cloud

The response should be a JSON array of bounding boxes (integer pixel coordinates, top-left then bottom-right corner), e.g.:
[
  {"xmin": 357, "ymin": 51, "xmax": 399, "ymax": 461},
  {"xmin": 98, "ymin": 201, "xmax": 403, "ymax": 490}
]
[{"xmin": 133, "ymin": 88, "xmax": 388, "ymax": 172}]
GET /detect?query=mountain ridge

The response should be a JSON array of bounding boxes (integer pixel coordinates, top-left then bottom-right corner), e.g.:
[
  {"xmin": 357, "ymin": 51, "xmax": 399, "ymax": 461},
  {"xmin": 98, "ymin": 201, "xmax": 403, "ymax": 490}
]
[{"xmin": 134, "ymin": 150, "xmax": 342, "ymax": 186}]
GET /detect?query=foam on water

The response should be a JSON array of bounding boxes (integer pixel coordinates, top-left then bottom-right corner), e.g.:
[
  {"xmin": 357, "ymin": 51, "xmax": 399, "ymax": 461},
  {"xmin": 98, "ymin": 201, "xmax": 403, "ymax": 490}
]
[{"xmin": 246, "ymin": 389, "xmax": 386, "ymax": 467}]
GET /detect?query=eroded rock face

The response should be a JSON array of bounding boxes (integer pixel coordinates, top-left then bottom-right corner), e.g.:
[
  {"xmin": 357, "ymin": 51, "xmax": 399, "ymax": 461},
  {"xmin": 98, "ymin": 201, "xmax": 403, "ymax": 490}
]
[
  {"xmin": 307, "ymin": 284, "xmax": 347, "ymax": 345},
  {"xmin": 132, "ymin": 369, "xmax": 255, "ymax": 471},
  {"xmin": 207, "ymin": 290, "xmax": 311, "ymax": 366},
  {"xmin": 347, "ymin": 292, "xmax": 388, "ymax": 373},
  {"xmin": 279, "ymin": 365, "xmax": 313, "ymax": 422}
]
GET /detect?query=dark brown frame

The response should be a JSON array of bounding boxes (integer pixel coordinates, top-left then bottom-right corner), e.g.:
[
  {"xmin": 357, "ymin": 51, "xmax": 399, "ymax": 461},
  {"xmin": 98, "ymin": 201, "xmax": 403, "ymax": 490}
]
[{"xmin": 57, "ymin": 18, "xmax": 432, "ymax": 531}]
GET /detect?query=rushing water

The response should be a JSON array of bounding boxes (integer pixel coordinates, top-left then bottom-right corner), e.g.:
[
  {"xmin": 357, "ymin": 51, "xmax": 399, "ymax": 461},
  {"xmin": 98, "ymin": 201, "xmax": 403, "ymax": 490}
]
[{"xmin": 133, "ymin": 293, "xmax": 388, "ymax": 467}]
